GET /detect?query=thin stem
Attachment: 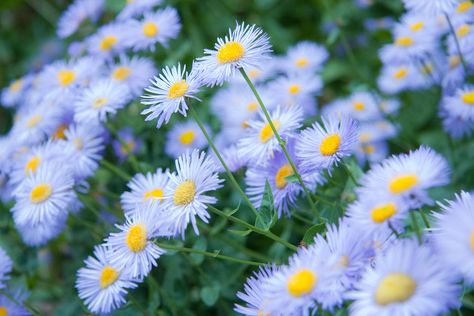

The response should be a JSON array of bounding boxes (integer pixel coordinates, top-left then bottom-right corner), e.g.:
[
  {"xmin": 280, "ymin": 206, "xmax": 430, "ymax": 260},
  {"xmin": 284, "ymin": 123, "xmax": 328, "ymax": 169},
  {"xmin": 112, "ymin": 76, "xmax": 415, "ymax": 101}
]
[
  {"xmin": 342, "ymin": 163, "xmax": 359, "ymax": 186},
  {"xmin": 189, "ymin": 106, "xmax": 259, "ymax": 217},
  {"xmin": 0, "ymin": 289, "xmax": 42, "ymax": 316},
  {"xmin": 410, "ymin": 211, "xmax": 422, "ymax": 244},
  {"xmin": 107, "ymin": 123, "xmax": 143, "ymax": 173},
  {"xmin": 387, "ymin": 221, "xmax": 400, "ymax": 238},
  {"xmin": 100, "ymin": 159, "xmax": 131, "ymax": 181},
  {"xmin": 419, "ymin": 208, "xmax": 431, "ymax": 229},
  {"xmin": 157, "ymin": 242, "xmax": 265, "ymax": 266},
  {"xmin": 239, "ymin": 68, "xmax": 321, "ymax": 221},
  {"xmin": 445, "ymin": 12, "xmax": 469, "ymax": 74},
  {"xmin": 207, "ymin": 205, "xmax": 298, "ymax": 251}
]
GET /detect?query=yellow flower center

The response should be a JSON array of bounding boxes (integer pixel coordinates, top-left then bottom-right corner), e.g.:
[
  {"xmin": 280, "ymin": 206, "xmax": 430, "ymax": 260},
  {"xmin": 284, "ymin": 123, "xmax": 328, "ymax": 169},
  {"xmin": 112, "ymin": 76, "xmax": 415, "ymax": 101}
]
[
  {"xmin": 99, "ymin": 266, "xmax": 119, "ymax": 289},
  {"xmin": 288, "ymin": 84, "xmax": 300, "ymax": 95},
  {"xmin": 217, "ymin": 41, "xmax": 245, "ymax": 64},
  {"xmin": 100, "ymin": 35, "xmax": 118, "ymax": 51},
  {"xmin": 30, "ymin": 183, "xmax": 52, "ymax": 204},
  {"xmin": 73, "ymin": 138, "xmax": 84, "ymax": 150},
  {"xmin": 120, "ymin": 140, "xmax": 136, "ymax": 155},
  {"xmin": 53, "ymin": 124, "xmax": 68, "ymax": 140},
  {"xmin": 375, "ymin": 273, "xmax": 417, "ymax": 305},
  {"xmin": 470, "ymin": 231, "xmax": 474, "ymax": 251},
  {"xmin": 113, "ymin": 67, "xmax": 131, "ymax": 81},
  {"xmin": 241, "ymin": 120, "xmax": 250, "ymax": 129},
  {"xmin": 353, "ymin": 101, "xmax": 365, "ymax": 111},
  {"xmin": 143, "ymin": 22, "xmax": 159, "ymax": 37},
  {"xmin": 449, "ymin": 55, "xmax": 461, "ymax": 69},
  {"xmin": 9, "ymin": 79, "xmax": 22, "ymax": 92},
  {"xmin": 257, "ymin": 311, "xmax": 269, "ymax": 316},
  {"xmin": 363, "ymin": 144, "xmax": 376, "ymax": 154},
  {"xmin": 338, "ymin": 255, "xmax": 349, "ymax": 267},
  {"xmin": 179, "ymin": 130, "xmax": 196, "ymax": 145},
  {"xmin": 457, "ymin": 1, "xmax": 473, "ymax": 13},
  {"xmin": 457, "ymin": 24, "xmax": 471, "ymax": 37},
  {"xmin": 248, "ymin": 69, "xmax": 260, "ymax": 78},
  {"xmin": 319, "ymin": 134, "xmax": 341, "ymax": 156},
  {"xmin": 287, "ymin": 269, "xmax": 317, "ymax": 297},
  {"xmin": 26, "ymin": 115, "xmax": 42, "ymax": 128},
  {"xmin": 295, "ymin": 58, "xmax": 309, "ymax": 68},
  {"xmin": 57, "ymin": 70, "xmax": 76, "ymax": 86},
  {"xmin": 92, "ymin": 97, "xmax": 108, "ymax": 109},
  {"xmin": 246, "ymin": 102, "xmax": 258, "ymax": 112},
  {"xmin": 409, "ymin": 22, "xmax": 424, "ymax": 32},
  {"xmin": 389, "ymin": 174, "xmax": 418, "ymax": 194},
  {"xmin": 395, "ymin": 36, "xmax": 414, "ymax": 46},
  {"xmin": 143, "ymin": 188, "xmax": 164, "ymax": 201},
  {"xmin": 126, "ymin": 224, "xmax": 148, "ymax": 252},
  {"xmin": 275, "ymin": 164, "xmax": 293, "ymax": 189},
  {"xmin": 259, "ymin": 120, "xmax": 280, "ymax": 143},
  {"xmin": 168, "ymin": 80, "xmax": 189, "ymax": 99},
  {"xmin": 371, "ymin": 203, "xmax": 397, "ymax": 223},
  {"xmin": 393, "ymin": 68, "xmax": 408, "ymax": 79},
  {"xmin": 0, "ymin": 306, "xmax": 7, "ymax": 316},
  {"xmin": 173, "ymin": 180, "xmax": 196, "ymax": 206},
  {"xmin": 461, "ymin": 91, "xmax": 474, "ymax": 104},
  {"xmin": 359, "ymin": 133, "xmax": 372, "ymax": 143},
  {"xmin": 25, "ymin": 156, "xmax": 41, "ymax": 175}
]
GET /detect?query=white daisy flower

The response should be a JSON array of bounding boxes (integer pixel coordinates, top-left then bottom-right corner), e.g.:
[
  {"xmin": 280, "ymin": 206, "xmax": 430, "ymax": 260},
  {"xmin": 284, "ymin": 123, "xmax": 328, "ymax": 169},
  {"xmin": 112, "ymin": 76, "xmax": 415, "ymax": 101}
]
[
  {"xmin": 109, "ymin": 55, "xmax": 157, "ymax": 97},
  {"xmin": 165, "ymin": 121, "xmax": 208, "ymax": 159},
  {"xmin": 141, "ymin": 63, "xmax": 201, "ymax": 128},
  {"xmin": 347, "ymin": 238, "xmax": 461, "ymax": 316},
  {"xmin": 162, "ymin": 150, "xmax": 223, "ymax": 236},
  {"xmin": 76, "ymin": 245, "xmax": 138, "ymax": 315},
  {"xmin": 196, "ymin": 22, "xmax": 272, "ymax": 87},
  {"xmin": 120, "ymin": 169, "xmax": 170, "ymax": 216},
  {"xmin": 238, "ymin": 106, "xmax": 302, "ymax": 166},
  {"xmin": 295, "ymin": 115, "xmax": 359, "ymax": 173},
  {"xmin": 129, "ymin": 7, "xmax": 181, "ymax": 51},
  {"xmin": 74, "ymin": 79, "xmax": 132, "ymax": 123},
  {"xmin": 0, "ymin": 247, "xmax": 12, "ymax": 289},
  {"xmin": 11, "ymin": 162, "xmax": 77, "ymax": 227},
  {"xmin": 57, "ymin": 0, "xmax": 105, "ymax": 38},
  {"xmin": 106, "ymin": 206, "xmax": 164, "ymax": 278}
]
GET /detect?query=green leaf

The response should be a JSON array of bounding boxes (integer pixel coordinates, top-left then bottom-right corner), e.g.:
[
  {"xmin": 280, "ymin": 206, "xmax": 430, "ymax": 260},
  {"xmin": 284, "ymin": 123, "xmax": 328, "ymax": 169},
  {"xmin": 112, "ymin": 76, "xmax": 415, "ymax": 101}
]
[
  {"xmin": 224, "ymin": 201, "xmax": 241, "ymax": 216},
  {"xmin": 302, "ymin": 223, "xmax": 326, "ymax": 245},
  {"xmin": 147, "ymin": 277, "xmax": 161, "ymax": 313},
  {"xmin": 200, "ymin": 285, "xmax": 220, "ymax": 306},
  {"xmin": 228, "ymin": 229, "xmax": 252, "ymax": 236},
  {"xmin": 190, "ymin": 238, "xmax": 207, "ymax": 265},
  {"xmin": 255, "ymin": 181, "xmax": 276, "ymax": 231},
  {"xmin": 284, "ymin": 174, "xmax": 299, "ymax": 183}
]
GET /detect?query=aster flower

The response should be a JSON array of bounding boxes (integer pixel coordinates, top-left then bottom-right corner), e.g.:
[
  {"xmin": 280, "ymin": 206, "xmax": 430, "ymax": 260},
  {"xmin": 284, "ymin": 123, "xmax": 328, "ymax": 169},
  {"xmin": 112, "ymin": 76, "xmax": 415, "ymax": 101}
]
[
  {"xmin": 234, "ymin": 265, "xmax": 279, "ymax": 316},
  {"xmin": 141, "ymin": 63, "xmax": 201, "ymax": 128},
  {"xmin": 0, "ymin": 247, "xmax": 12, "ymax": 289},
  {"xmin": 117, "ymin": 0, "xmax": 163, "ymax": 21},
  {"xmin": 129, "ymin": 8, "xmax": 181, "ymax": 51},
  {"xmin": 377, "ymin": 63, "xmax": 426, "ymax": 94},
  {"xmin": 441, "ymin": 85, "xmax": 474, "ymax": 121},
  {"xmin": 75, "ymin": 79, "xmax": 132, "ymax": 123},
  {"xmin": 347, "ymin": 238, "xmax": 461, "ymax": 316},
  {"xmin": 11, "ymin": 162, "xmax": 76, "ymax": 227},
  {"xmin": 402, "ymin": 0, "xmax": 460, "ymax": 15},
  {"xmin": 1, "ymin": 75, "xmax": 32, "ymax": 108},
  {"xmin": 281, "ymin": 41, "xmax": 329, "ymax": 74},
  {"xmin": 238, "ymin": 106, "xmax": 302, "ymax": 166},
  {"xmin": 57, "ymin": 0, "xmax": 104, "ymax": 38},
  {"xmin": 451, "ymin": 1, "xmax": 474, "ymax": 23},
  {"xmin": 120, "ymin": 169, "xmax": 170, "ymax": 216},
  {"xmin": 322, "ymin": 92, "xmax": 382, "ymax": 122},
  {"xmin": 196, "ymin": 22, "xmax": 272, "ymax": 87},
  {"xmin": 357, "ymin": 146, "xmax": 450, "ymax": 208},
  {"xmin": 106, "ymin": 207, "xmax": 165, "ymax": 278},
  {"xmin": 87, "ymin": 22, "xmax": 134, "ymax": 58},
  {"xmin": 440, "ymin": 109, "xmax": 474, "ymax": 138},
  {"xmin": 15, "ymin": 212, "xmax": 68, "ymax": 247},
  {"xmin": 296, "ymin": 115, "xmax": 358, "ymax": 173},
  {"xmin": 165, "ymin": 121, "xmax": 208, "ymax": 159},
  {"xmin": 162, "ymin": 150, "xmax": 223, "ymax": 236},
  {"xmin": 76, "ymin": 245, "xmax": 138, "ymax": 315},
  {"xmin": 433, "ymin": 191, "xmax": 474, "ymax": 285},
  {"xmin": 109, "ymin": 55, "xmax": 157, "ymax": 97},
  {"xmin": 0, "ymin": 288, "xmax": 31, "ymax": 316},
  {"xmin": 354, "ymin": 141, "xmax": 389, "ymax": 166}
]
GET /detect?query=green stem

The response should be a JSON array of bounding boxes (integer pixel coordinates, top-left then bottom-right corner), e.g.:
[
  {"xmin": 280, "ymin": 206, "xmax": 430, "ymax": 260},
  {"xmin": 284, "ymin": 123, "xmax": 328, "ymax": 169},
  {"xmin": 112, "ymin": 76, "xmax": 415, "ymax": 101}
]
[
  {"xmin": 410, "ymin": 211, "xmax": 422, "ymax": 244},
  {"xmin": 239, "ymin": 68, "xmax": 321, "ymax": 221},
  {"xmin": 0, "ymin": 289, "xmax": 42, "ymax": 316},
  {"xmin": 106, "ymin": 123, "xmax": 143, "ymax": 173},
  {"xmin": 445, "ymin": 13, "xmax": 469, "ymax": 74},
  {"xmin": 387, "ymin": 221, "xmax": 400, "ymax": 238},
  {"xmin": 342, "ymin": 163, "xmax": 358, "ymax": 186},
  {"xmin": 419, "ymin": 209, "xmax": 431, "ymax": 229},
  {"xmin": 100, "ymin": 159, "xmax": 131, "ymax": 181},
  {"xmin": 157, "ymin": 242, "xmax": 265, "ymax": 266},
  {"xmin": 189, "ymin": 106, "xmax": 259, "ymax": 217},
  {"xmin": 207, "ymin": 205, "xmax": 298, "ymax": 251}
]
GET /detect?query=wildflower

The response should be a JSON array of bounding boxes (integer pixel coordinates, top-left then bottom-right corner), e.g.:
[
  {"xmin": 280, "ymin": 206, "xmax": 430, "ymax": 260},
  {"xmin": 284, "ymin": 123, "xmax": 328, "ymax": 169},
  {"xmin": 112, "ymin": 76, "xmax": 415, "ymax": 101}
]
[
  {"xmin": 0, "ymin": 288, "xmax": 31, "ymax": 316},
  {"xmin": 87, "ymin": 23, "xmax": 134, "ymax": 58},
  {"xmin": 402, "ymin": 0, "xmax": 460, "ymax": 15},
  {"xmin": 281, "ymin": 41, "xmax": 329, "ymax": 74},
  {"xmin": 165, "ymin": 121, "xmax": 208, "ymax": 158},
  {"xmin": 109, "ymin": 55, "xmax": 157, "ymax": 97},
  {"xmin": 0, "ymin": 247, "xmax": 12, "ymax": 289},
  {"xmin": 57, "ymin": 0, "xmax": 104, "ymax": 38},
  {"xmin": 117, "ymin": 0, "xmax": 163, "ymax": 21}
]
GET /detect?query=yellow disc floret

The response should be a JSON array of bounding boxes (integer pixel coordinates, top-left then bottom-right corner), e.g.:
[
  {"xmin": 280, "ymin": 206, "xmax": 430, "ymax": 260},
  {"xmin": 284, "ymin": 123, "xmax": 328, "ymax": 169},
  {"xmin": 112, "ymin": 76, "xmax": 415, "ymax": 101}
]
[
  {"xmin": 179, "ymin": 130, "xmax": 196, "ymax": 145},
  {"xmin": 30, "ymin": 183, "xmax": 52, "ymax": 204},
  {"xmin": 126, "ymin": 224, "xmax": 148, "ymax": 252},
  {"xmin": 100, "ymin": 35, "xmax": 118, "ymax": 51},
  {"xmin": 371, "ymin": 203, "xmax": 397, "ymax": 223},
  {"xmin": 143, "ymin": 188, "xmax": 164, "ymax": 201},
  {"xmin": 113, "ymin": 67, "xmax": 131, "ymax": 81},
  {"xmin": 173, "ymin": 180, "xmax": 196, "ymax": 206},
  {"xmin": 375, "ymin": 273, "xmax": 417, "ymax": 305},
  {"xmin": 217, "ymin": 41, "xmax": 245, "ymax": 64},
  {"xmin": 319, "ymin": 134, "xmax": 341, "ymax": 156},
  {"xmin": 462, "ymin": 91, "xmax": 474, "ymax": 104},
  {"xmin": 287, "ymin": 269, "xmax": 317, "ymax": 297},
  {"xmin": 25, "ymin": 156, "xmax": 41, "ymax": 175},
  {"xmin": 259, "ymin": 120, "xmax": 280, "ymax": 143},
  {"xmin": 275, "ymin": 164, "xmax": 293, "ymax": 189},
  {"xmin": 99, "ymin": 266, "xmax": 119, "ymax": 289},
  {"xmin": 143, "ymin": 22, "xmax": 159, "ymax": 37},
  {"xmin": 168, "ymin": 80, "xmax": 189, "ymax": 99},
  {"xmin": 57, "ymin": 70, "xmax": 76, "ymax": 86},
  {"xmin": 395, "ymin": 36, "xmax": 414, "ymax": 46}
]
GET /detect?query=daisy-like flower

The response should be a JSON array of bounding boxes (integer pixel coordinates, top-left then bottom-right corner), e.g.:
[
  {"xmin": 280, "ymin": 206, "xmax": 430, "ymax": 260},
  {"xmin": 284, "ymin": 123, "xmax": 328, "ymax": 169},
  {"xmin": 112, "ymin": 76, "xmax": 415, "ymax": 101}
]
[
  {"xmin": 442, "ymin": 85, "xmax": 474, "ymax": 121},
  {"xmin": 447, "ymin": 22, "xmax": 474, "ymax": 57},
  {"xmin": 11, "ymin": 162, "xmax": 76, "ymax": 227},
  {"xmin": 196, "ymin": 22, "xmax": 272, "ymax": 87},
  {"xmin": 87, "ymin": 22, "xmax": 134, "ymax": 58},
  {"xmin": 347, "ymin": 238, "xmax": 461, "ymax": 316},
  {"xmin": 129, "ymin": 8, "xmax": 181, "ymax": 51},
  {"xmin": 120, "ymin": 169, "xmax": 169, "ymax": 216},
  {"xmin": 234, "ymin": 265, "xmax": 279, "ymax": 316},
  {"xmin": 357, "ymin": 120, "xmax": 397, "ymax": 145},
  {"xmin": 0, "ymin": 288, "xmax": 31, "ymax": 316},
  {"xmin": 262, "ymin": 246, "xmax": 339, "ymax": 315},
  {"xmin": 296, "ymin": 115, "xmax": 358, "ymax": 173},
  {"xmin": 281, "ymin": 41, "xmax": 329, "ymax": 74},
  {"xmin": 1, "ymin": 75, "xmax": 32, "ymax": 108},
  {"xmin": 440, "ymin": 109, "xmax": 474, "ymax": 138},
  {"xmin": 112, "ymin": 127, "xmax": 143, "ymax": 162},
  {"xmin": 452, "ymin": 1, "xmax": 474, "ymax": 23},
  {"xmin": 354, "ymin": 141, "xmax": 389, "ymax": 166},
  {"xmin": 15, "ymin": 213, "xmax": 68, "ymax": 247},
  {"xmin": 109, "ymin": 56, "xmax": 157, "ymax": 97},
  {"xmin": 165, "ymin": 121, "xmax": 208, "ymax": 159},
  {"xmin": 239, "ymin": 106, "xmax": 302, "ymax": 166},
  {"xmin": 0, "ymin": 247, "xmax": 12, "ymax": 289},
  {"xmin": 162, "ymin": 150, "xmax": 223, "ymax": 236},
  {"xmin": 433, "ymin": 191, "xmax": 474, "ymax": 285},
  {"xmin": 106, "ymin": 207, "xmax": 164, "ymax": 278},
  {"xmin": 402, "ymin": 0, "xmax": 461, "ymax": 14},
  {"xmin": 141, "ymin": 63, "xmax": 201, "ymax": 128},
  {"xmin": 322, "ymin": 92, "xmax": 382, "ymax": 122},
  {"xmin": 57, "ymin": 0, "xmax": 104, "ymax": 38},
  {"xmin": 357, "ymin": 146, "xmax": 450, "ymax": 208},
  {"xmin": 75, "ymin": 79, "xmax": 132, "ymax": 123},
  {"xmin": 377, "ymin": 63, "xmax": 426, "ymax": 95},
  {"xmin": 76, "ymin": 245, "xmax": 138, "ymax": 315},
  {"xmin": 117, "ymin": 0, "xmax": 163, "ymax": 21}
]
